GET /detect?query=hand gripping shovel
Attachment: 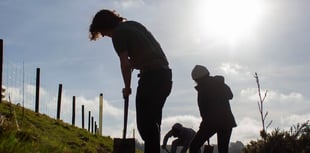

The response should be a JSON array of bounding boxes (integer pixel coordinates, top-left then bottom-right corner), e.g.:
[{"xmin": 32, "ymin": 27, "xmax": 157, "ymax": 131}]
[{"xmin": 113, "ymin": 97, "xmax": 135, "ymax": 153}]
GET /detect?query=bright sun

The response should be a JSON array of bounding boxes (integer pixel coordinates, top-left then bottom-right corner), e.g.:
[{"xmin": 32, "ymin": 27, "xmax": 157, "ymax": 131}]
[{"xmin": 193, "ymin": 0, "xmax": 266, "ymax": 45}]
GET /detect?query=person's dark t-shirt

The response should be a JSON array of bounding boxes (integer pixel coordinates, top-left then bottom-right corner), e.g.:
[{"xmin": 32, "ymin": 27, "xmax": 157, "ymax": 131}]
[{"xmin": 112, "ymin": 21, "xmax": 169, "ymax": 70}]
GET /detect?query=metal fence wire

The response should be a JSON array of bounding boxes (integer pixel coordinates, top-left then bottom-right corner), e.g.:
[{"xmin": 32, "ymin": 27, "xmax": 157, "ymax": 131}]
[{"xmin": 2, "ymin": 59, "xmax": 57, "ymax": 118}]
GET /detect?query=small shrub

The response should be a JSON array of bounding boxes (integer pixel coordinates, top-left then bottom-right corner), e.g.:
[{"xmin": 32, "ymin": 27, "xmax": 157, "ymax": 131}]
[{"xmin": 244, "ymin": 121, "xmax": 310, "ymax": 153}]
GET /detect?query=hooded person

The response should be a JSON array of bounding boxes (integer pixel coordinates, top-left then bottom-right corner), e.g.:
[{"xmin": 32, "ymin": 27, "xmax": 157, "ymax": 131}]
[{"xmin": 189, "ymin": 65, "xmax": 237, "ymax": 153}]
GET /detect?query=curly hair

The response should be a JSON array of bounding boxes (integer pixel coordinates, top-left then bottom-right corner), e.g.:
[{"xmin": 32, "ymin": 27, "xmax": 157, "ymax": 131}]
[{"xmin": 89, "ymin": 9, "xmax": 125, "ymax": 41}]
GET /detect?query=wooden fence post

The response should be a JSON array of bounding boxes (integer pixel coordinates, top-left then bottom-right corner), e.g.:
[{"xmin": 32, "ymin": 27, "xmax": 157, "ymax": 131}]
[
  {"xmin": 0, "ymin": 39, "xmax": 3, "ymax": 102},
  {"xmin": 88, "ymin": 111, "xmax": 91, "ymax": 132},
  {"xmin": 91, "ymin": 116, "xmax": 94, "ymax": 134},
  {"xmin": 99, "ymin": 93, "xmax": 103, "ymax": 135},
  {"xmin": 35, "ymin": 68, "xmax": 40, "ymax": 113},
  {"xmin": 95, "ymin": 121, "xmax": 97, "ymax": 135},
  {"xmin": 57, "ymin": 84, "xmax": 62, "ymax": 120},
  {"xmin": 81, "ymin": 105, "xmax": 85, "ymax": 129},
  {"xmin": 72, "ymin": 96, "xmax": 76, "ymax": 126}
]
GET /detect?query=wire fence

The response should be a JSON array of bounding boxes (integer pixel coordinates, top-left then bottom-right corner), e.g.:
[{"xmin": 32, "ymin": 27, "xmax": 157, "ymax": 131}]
[
  {"xmin": 1, "ymin": 39, "xmax": 107, "ymax": 136},
  {"xmin": 2, "ymin": 57, "xmax": 103, "ymax": 135},
  {"xmin": 2, "ymin": 58, "xmax": 102, "ymax": 135},
  {"xmin": 2, "ymin": 59, "xmax": 58, "ymax": 118}
]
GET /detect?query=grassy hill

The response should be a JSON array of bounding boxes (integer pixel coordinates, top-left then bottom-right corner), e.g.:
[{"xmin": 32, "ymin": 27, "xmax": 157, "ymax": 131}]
[{"xmin": 0, "ymin": 100, "xmax": 114, "ymax": 153}]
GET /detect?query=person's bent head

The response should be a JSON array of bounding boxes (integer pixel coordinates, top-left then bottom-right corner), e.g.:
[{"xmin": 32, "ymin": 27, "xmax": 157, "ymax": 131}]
[
  {"xmin": 191, "ymin": 65, "xmax": 210, "ymax": 83},
  {"xmin": 89, "ymin": 9, "xmax": 125, "ymax": 41},
  {"xmin": 172, "ymin": 123, "xmax": 183, "ymax": 136}
]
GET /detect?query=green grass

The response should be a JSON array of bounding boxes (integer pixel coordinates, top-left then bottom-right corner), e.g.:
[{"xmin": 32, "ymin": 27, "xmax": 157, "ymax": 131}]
[{"xmin": 0, "ymin": 100, "xmax": 113, "ymax": 153}]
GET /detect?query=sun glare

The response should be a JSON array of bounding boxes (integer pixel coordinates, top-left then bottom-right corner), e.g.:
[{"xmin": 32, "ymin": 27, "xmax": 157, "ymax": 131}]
[{"xmin": 193, "ymin": 0, "xmax": 266, "ymax": 45}]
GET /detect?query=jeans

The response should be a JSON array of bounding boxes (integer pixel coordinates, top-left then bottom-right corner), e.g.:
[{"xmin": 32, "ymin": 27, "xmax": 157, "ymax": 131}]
[
  {"xmin": 136, "ymin": 69, "xmax": 172, "ymax": 153},
  {"xmin": 189, "ymin": 126, "xmax": 232, "ymax": 153}
]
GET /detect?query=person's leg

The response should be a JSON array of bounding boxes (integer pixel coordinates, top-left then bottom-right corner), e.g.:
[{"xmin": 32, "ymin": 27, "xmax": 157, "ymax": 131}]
[
  {"xmin": 217, "ymin": 128, "xmax": 232, "ymax": 153},
  {"xmin": 171, "ymin": 139, "xmax": 182, "ymax": 153},
  {"xmin": 189, "ymin": 125, "xmax": 216, "ymax": 153},
  {"xmin": 136, "ymin": 84, "xmax": 160, "ymax": 153},
  {"xmin": 136, "ymin": 70, "xmax": 172, "ymax": 153}
]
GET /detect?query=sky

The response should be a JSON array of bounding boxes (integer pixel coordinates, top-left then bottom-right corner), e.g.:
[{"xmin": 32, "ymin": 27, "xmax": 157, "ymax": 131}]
[{"xmin": 1, "ymin": 0, "xmax": 310, "ymax": 145}]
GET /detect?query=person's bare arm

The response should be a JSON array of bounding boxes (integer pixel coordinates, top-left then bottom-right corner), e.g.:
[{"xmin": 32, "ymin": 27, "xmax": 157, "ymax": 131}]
[
  {"xmin": 162, "ymin": 130, "xmax": 173, "ymax": 149},
  {"xmin": 118, "ymin": 51, "xmax": 132, "ymax": 99}
]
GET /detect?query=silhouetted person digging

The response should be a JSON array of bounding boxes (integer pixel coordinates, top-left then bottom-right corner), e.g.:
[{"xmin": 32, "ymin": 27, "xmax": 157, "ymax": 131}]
[
  {"xmin": 162, "ymin": 123, "xmax": 199, "ymax": 153},
  {"xmin": 189, "ymin": 65, "xmax": 236, "ymax": 153},
  {"xmin": 89, "ymin": 9, "xmax": 172, "ymax": 153}
]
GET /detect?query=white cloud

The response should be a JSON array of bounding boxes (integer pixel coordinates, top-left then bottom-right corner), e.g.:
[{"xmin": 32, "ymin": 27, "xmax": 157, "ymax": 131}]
[
  {"xmin": 4, "ymin": 87, "xmax": 22, "ymax": 103},
  {"xmin": 279, "ymin": 114, "xmax": 310, "ymax": 129},
  {"xmin": 237, "ymin": 87, "xmax": 305, "ymax": 106},
  {"xmin": 267, "ymin": 90, "xmax": 304, "ymax": 104},
  {"xmin": 113, "ymin": 0, "xmax": 145, "ymax": 9},
  {"xmin": 232, "ymin": 117, "xmax": 261, "ymax": 144},
  {"xmin": 220, "ymin": 63, "xmax": 243, "ymax": 75},
  {"xmin": 239, "ymin": 88, "xmax": 259, "ymax": 102}
]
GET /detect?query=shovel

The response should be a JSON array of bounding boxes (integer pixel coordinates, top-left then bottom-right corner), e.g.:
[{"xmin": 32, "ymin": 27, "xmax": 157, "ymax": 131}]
[
  {"xmin": 164, "ymin": 148, "xmax": 170, "ymax": 153},
  {"xmin": 113, "ymin": 96, "xmax": 135, "ymax": 153},
  {"xmin": 203, "ymin": 139, "xmax": 214, "ymax": 153}
]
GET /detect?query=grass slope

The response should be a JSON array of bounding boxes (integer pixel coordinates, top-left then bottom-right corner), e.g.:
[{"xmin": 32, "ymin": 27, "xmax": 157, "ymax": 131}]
[{"xmin": 0, "ymin": 100, "xmax": 113, "ymax": 153}]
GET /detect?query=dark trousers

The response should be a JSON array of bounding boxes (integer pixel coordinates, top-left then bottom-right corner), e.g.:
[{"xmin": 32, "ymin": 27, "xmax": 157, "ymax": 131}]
[
  {"xmin": 189, "ymin": 126, "xmax": 232, "ymax": 153},
  {"xmin": 136, "ymin": 69, "xmax": 172, "ymax": 153}
]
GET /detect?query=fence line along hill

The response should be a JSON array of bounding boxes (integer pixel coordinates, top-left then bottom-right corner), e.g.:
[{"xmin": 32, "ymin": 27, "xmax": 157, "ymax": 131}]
[{"xmin": 0, "ymin": 100, "xmax": 113, "ymax": 153}]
